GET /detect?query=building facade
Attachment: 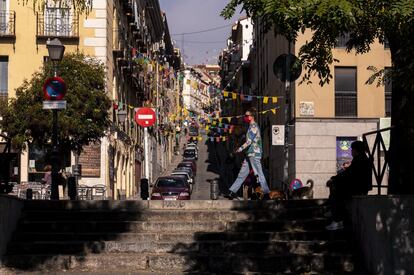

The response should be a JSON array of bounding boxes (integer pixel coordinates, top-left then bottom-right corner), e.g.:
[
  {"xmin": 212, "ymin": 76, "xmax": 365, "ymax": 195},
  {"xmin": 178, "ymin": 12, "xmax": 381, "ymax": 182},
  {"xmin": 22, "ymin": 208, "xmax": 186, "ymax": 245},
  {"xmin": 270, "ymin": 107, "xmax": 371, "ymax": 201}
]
[
  {"xmin": 251, "ymin": 21, "xmax": 391, "ymax": 197},
  {"xmin": 0, "ymin": 0, "xmax": 181, "ymax": 199}
]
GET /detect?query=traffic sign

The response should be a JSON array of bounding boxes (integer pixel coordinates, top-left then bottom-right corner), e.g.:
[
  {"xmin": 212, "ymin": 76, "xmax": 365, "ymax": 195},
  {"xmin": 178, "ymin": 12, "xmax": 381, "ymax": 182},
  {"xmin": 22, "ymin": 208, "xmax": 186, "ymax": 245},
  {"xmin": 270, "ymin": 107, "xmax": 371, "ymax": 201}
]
[
  {"xmin": 43, "ymin": 77, "xmax": 66, "ymax": 100},
  {"xmin": 135, "ymin": 107, "xmax": 156, "ymax": 127},
  {"xmin": 43, "ymin": 100, "xmax": 67, "ymax": 110},
  {"xmin": 273, "ymin": 54, "xmax": 302, "ymax": 82}
]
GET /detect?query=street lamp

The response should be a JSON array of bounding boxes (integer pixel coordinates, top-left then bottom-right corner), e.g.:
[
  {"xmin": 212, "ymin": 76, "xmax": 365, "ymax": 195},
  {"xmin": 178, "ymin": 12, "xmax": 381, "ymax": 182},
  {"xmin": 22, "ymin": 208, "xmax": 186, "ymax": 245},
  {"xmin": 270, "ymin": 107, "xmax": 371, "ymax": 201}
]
[
  {"xmin": 117, "ymin": 109, "xmax": 128, "ymax": 124},
  {"xmin": 46, "ymin": 38, "xmax": 65, "ymax": 200}
]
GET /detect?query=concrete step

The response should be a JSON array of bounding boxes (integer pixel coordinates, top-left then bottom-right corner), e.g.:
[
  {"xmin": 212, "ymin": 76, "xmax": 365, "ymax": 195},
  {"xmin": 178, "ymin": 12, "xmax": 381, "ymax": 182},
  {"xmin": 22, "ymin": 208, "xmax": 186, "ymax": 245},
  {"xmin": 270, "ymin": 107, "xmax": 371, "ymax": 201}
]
[
  {"xmin": 20, "ymin": 207, "xmax": 329, "ymax": 222},
  {"xmin": 16, "ymin": 219, "xmax": 329, "ymax": 233},
  {"xmin": 12, "ymin": 230, "xmax": 350, "ymax": 243},
  {"xmin": 3, "ymin": 252, "xmax": 355, "ymax": 273},
  {"xmin": 23, "ymin": 199, "xmax": 328, "ymax": 211},
  {"xmin": 7, "ymin": 240, "xmax": 350, "ymax": 255}
]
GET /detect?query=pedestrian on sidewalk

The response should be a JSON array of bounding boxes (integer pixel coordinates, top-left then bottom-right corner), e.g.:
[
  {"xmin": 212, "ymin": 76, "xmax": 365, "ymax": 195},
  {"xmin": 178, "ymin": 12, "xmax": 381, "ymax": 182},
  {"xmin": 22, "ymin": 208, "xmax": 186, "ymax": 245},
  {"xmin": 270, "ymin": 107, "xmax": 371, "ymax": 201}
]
[
  {"xmin": 325, "ymin": 140, "xmax": 372, "ymax": 230},
  {"xmin": 226, "ymin": 108, "xmax": 271, "ymax": 200}
]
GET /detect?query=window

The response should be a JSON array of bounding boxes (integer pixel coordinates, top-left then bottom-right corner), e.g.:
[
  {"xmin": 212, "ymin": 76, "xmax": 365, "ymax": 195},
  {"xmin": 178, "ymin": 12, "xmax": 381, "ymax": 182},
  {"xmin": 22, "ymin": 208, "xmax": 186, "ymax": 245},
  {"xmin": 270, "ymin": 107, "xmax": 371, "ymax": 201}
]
[
  {"xmin": 335, "ymin": 33, "xmax": 350, "ymax": 48},
  {"xmin": 384, "ymin": 67, "xmax": 392, "ymax": 117},
  {"xmin": 335, "ymin": 67, "xmax": 357, "ymax": 117},
  {"xmin": 0, "ymin": 56, "xmax": 8, "ymax": 99}
]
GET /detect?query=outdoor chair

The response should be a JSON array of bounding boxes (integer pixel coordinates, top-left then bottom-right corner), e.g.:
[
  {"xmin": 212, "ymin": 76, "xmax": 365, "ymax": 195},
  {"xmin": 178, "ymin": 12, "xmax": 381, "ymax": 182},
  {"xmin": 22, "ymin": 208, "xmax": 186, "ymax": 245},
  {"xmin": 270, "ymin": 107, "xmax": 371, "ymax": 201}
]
[{"xmin": 92, "ymin": 184, "xmax": 106, "ymax": 200}]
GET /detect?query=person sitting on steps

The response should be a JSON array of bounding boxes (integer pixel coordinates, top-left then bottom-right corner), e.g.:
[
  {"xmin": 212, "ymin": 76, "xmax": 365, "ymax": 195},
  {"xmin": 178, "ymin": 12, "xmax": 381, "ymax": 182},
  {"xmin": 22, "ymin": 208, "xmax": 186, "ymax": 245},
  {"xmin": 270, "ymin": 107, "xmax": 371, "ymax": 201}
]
[{"xmin": 326, "ymin": 140, "xmax": 372, "ymax": 230}]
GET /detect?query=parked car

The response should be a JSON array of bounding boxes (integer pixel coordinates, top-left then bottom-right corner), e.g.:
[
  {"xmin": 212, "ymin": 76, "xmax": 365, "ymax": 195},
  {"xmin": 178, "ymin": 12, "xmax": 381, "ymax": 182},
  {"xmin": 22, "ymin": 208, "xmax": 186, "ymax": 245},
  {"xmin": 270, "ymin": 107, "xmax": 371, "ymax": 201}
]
[
  {"xmin": 189, "ymin": 126, "xmax": 199, "ymax": 136},
  {"xmin": 151, "ymin": 176, "xmax": 191, "ymax": 200},
  {"xmin": 171, "ymin": 171, "xmax": 193, "ymax": 185},
  {"xmin": 174, "ymin": 167, "xmax": 194, "ymax": 180},
  {"xmin": 183, "ymin": 148, "xmax": 198, "ymax": 160},
  {"xmin": 170, "ymin": 174, "xmax": 193, "ymax": 192},
  {"xmin": 178, "ymin": 161, "xmax": 197, "ymax": 176},
  {"xmin": 186, "ymin": 143, "xmax": 198, "ymax": 152}
]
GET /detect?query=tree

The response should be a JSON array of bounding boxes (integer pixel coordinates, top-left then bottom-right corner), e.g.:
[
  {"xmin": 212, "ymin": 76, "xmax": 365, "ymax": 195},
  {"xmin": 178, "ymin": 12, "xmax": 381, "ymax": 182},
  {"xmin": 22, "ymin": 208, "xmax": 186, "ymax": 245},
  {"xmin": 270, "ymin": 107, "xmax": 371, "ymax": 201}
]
[
  {"xmin": 222, "ymin": 0, "xmax": 414, "ymax": 194},
  {"xmin": 0, "ymin": 53, "xmax": 111, "ymax": 159}
]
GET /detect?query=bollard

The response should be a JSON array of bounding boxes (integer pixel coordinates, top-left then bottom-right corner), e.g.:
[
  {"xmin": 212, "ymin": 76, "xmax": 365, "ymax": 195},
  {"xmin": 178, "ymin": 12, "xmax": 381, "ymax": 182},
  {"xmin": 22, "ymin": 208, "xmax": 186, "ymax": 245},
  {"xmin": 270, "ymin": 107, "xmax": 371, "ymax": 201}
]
[
  {"xmin": 67, "ymin": 176, "xmax": 77, "ymax": 200},
  {"xmin": 140, "ymin": 178, "xmax": 149, "ymax": 200},
  {"xmin": 210, "ymin": 179, "xmax": 219, "ymax": 200},
  {"xmin": 26, "ymin": 188, "xmax": 33, "ymax": 200}
]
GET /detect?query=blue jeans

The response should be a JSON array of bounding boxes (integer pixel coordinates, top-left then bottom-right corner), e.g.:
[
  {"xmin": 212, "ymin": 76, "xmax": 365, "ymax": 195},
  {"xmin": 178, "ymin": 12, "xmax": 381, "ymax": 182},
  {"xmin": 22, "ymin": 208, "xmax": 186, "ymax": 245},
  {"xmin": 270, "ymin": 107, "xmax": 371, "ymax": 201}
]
[{"xmin": 229, "ymin": 157, "xmax": 270, "ymax": 194}]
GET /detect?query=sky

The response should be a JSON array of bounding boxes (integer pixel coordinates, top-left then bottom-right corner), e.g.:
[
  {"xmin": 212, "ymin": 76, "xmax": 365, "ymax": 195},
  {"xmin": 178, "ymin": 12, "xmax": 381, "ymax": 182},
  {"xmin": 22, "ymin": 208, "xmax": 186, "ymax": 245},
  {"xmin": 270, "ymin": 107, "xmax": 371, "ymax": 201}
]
[{"xmin": 159, "ymin": 0, "xmax": 243, "ymax": 65}]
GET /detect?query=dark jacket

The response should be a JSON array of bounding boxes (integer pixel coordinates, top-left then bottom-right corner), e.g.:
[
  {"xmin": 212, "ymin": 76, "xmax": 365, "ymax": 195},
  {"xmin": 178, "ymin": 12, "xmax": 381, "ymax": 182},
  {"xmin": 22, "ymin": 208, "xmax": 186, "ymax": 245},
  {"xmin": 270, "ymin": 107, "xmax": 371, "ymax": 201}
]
[{"xmin": 332, "ymin": 154, "xmax": 372, "ymax": 196}]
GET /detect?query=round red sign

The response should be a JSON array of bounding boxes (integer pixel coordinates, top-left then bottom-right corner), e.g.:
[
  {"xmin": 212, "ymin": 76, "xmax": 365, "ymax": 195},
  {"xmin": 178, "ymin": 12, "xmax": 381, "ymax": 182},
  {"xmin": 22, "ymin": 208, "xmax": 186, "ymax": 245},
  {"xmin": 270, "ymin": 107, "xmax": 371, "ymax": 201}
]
[
  {"xmin": 43, "ymin": 77, "xmax": 66, "ymax": 100},
  {"xmin": 135, "ymin": 107, "xmax": 156, "ymax": 127}
]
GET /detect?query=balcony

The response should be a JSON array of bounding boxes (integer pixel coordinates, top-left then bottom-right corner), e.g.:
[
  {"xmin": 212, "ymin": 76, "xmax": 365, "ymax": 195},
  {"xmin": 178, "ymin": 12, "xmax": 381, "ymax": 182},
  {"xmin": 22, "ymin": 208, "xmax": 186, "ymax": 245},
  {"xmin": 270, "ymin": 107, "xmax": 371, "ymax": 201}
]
[
  {"xmin": 36, "ymin": 10, "xmax": 79, "ymax": 40},
  {"xmin": 0, "ymin": 11, "xmax": 16, "ymax": 38}
]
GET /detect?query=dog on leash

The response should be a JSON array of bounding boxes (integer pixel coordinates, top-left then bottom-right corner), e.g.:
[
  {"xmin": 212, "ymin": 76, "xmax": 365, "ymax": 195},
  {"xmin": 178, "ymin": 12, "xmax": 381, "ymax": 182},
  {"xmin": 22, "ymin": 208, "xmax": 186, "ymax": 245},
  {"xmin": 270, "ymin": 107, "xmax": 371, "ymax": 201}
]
[
  {"xmin": 291, "ymin": 179, "xmax": 314, "ymax": 199},
  {"xmin": 253, "ymin": 187, "xmax": 286, "ymax": 200}
]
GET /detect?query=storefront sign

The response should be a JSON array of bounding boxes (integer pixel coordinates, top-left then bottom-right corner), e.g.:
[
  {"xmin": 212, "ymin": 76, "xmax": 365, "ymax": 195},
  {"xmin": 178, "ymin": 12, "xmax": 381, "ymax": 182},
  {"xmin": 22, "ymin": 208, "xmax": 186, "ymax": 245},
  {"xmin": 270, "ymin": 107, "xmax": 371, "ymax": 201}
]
[{"xmin": 78, "ymin": 143, "xmax": 101, "ymax": 177}]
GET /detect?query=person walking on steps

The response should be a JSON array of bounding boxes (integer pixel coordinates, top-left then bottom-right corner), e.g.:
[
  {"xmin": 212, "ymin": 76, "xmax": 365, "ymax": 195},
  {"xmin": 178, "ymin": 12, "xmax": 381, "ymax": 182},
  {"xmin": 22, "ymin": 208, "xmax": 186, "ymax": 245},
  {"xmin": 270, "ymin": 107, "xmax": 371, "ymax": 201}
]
[{"xmin": 226, "ymin": 108, "xmax": 271, "ymax": 200}]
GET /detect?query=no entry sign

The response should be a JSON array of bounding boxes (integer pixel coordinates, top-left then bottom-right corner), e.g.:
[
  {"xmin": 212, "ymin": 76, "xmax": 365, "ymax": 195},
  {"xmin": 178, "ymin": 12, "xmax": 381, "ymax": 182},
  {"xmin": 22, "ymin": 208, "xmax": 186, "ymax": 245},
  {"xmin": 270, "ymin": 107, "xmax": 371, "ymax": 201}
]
[
  {"xmin": 135, "ymin": 107, "xmax": 156, "ymax": 127},
  {"xmin": 43, "ymin": 77, "xmax": 66, "ymax": 100}
]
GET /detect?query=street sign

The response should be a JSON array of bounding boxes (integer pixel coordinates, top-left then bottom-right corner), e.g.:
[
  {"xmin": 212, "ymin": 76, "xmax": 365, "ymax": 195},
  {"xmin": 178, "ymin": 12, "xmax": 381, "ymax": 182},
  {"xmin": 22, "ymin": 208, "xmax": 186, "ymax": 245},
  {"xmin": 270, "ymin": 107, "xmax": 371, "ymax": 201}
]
[
  {"xmin": 273, "ymin": 54, "xmax": 302, "ymax": 82},
  {"xmin": 135, "ymin": 107, "xmax": 156, "ymax": 127},
  {"xmin": 43, "ymin": 100, "xmax": 67, "ymax": 110},
  {"xmin": 272, "ymin": 125, "xmax": 285, "ymax": 146},
  {"xmin": 43, "ymin": 77, "xmax": 66, "ymax": 100}
]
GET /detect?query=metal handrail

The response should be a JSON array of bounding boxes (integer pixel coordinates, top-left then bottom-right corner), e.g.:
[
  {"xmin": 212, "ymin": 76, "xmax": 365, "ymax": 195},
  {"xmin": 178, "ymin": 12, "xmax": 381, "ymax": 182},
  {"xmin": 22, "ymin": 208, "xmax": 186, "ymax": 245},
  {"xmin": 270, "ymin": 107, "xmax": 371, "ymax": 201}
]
[{"xmin": 362, "ymin": 126, "xmax": 394, "ymax": 195}]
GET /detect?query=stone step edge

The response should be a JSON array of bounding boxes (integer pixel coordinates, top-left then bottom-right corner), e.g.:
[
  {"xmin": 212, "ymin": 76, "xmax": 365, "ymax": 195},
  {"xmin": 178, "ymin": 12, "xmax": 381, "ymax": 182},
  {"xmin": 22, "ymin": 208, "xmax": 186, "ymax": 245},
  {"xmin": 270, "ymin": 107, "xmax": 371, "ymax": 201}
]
[{"xmin": 23, "ymin": 199, "xmax": 328, "ymax": 210}]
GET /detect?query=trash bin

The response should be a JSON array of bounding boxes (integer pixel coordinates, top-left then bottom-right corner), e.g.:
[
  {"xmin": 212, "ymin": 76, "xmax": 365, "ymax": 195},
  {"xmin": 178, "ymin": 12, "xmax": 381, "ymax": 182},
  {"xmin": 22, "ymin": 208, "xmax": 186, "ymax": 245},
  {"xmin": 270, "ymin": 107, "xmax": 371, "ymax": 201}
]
[
  {"xmin": 140, "ymin": 178, "xmax": 149, "ymax": 200},
  {"xmin": 210, "ymin": 179, "xmax": 219, "ymax": 200},
  {"xmin": 67, "ymin": 176, "xmax": 77, "ymax": 200}
]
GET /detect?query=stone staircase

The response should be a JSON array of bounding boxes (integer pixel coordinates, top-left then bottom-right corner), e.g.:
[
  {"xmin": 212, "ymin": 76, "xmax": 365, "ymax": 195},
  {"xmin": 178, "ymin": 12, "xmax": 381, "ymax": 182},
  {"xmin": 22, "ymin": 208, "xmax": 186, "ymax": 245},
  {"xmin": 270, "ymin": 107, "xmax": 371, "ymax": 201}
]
[{"xmin": 2, "ymin": 200, "xmax": 361, "ymax": 274}]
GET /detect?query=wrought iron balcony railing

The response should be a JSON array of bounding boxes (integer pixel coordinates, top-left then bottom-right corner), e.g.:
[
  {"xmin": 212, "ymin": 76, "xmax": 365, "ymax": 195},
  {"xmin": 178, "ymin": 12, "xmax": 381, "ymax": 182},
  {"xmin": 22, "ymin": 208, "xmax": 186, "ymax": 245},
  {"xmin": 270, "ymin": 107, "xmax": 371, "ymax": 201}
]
[
  {"xmin": 36, "ymin": 10, "xmax": 79, "ymax": 38},
  {"xmin": 0, "ymin": 11, "xmax": 16, "ymax": 37}
]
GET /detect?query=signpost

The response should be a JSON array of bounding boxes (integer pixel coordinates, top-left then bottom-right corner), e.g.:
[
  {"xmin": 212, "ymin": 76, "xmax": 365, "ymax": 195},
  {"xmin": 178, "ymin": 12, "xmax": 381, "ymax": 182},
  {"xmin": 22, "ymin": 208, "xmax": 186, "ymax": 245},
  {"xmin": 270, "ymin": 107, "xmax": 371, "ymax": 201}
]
[
  {"xmin": 135, "ymin": 108, "xmax": 157, "ymax": 184},
  {"xmin": 42, "ymin": 77, "xmax": 66, "ymax": 200},
  {"xmin": 43, "ymin": 77, "xmax": 66, "ymax": 100}
]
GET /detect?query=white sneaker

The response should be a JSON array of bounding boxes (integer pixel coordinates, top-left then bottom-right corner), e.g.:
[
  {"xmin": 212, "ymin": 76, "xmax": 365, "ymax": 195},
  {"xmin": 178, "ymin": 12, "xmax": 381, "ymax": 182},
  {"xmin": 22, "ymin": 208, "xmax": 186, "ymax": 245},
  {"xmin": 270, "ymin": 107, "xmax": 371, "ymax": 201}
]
[{"xmin": 326, "ymin": 221, "xmax": 344, "ymax": 231}]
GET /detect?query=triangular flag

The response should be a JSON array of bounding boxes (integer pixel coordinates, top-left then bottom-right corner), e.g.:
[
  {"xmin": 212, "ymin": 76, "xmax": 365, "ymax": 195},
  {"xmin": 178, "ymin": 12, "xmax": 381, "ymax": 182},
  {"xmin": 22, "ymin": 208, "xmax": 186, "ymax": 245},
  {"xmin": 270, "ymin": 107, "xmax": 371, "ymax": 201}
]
[
  {"xmin": 222, "ymin": 137, "xmax": 226, "ymax": 142},
  {"xmin": 210, "ymin": 137, "xmax": 214, "ymax": 142},
  {"xmin": 272, "ymin": 97, "xmax": 278, "ymax": 103},
  {"xmin": 247, "ymin": 96, "xmax": 253, "ymax": 101},
  {"xmin": 232, "ymin": 93, "xmax": 237, "ymax": 100},
  {"xmin": 223, "ymin": 91, "xmax": 229, "ymax": 98},
  {"xmin": 271, "ymin": 108, "xmax": 276, "ymax": 114},
  {"xmin": 205, "ymin": 126, "xmax": 210, "ymax": 131},
  {"xmin": 215, "ymin": 137, "xmax": 220, "ymax": 143},
  {"xmin": 212, "ymin": 121, "xmax": 217, "ymax": 126},
  {"xmin": 240, "ymin": 94, "xmax": 245, "ymax": 101},
  {"xmin": 263, "ymin": 97, "xmax": 269, "ymax": 104},
  {"xmin": 219, "ymin": 118, "xmax": 223, "ymax": 123},
  {"xmin": 218, "ymin": 123, "xmax": 223, "ymax": 128},
  {"xmin": 198, "ymin": 136, "xmax": 203, "ymax": 141}
]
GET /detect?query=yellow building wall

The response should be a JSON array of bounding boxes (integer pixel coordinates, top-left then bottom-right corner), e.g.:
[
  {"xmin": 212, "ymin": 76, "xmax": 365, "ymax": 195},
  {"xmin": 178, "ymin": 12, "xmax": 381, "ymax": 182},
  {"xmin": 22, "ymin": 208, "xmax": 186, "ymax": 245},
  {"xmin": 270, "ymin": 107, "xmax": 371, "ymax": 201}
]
[
  {"xmin": 0, "ymin": 2, "xmax": 99, "ymax": 99},
  {"xmin": 295, "ymin": 30, "xmax": 392, "ymax": 118}
]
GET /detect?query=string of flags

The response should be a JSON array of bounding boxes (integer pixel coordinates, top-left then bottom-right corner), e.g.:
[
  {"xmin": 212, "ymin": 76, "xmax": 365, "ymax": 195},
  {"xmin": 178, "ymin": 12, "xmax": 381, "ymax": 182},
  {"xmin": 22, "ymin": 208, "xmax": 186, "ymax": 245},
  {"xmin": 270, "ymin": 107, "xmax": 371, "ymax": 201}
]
[{"xmin": 221, "ymin": 90, "xmax": 280, "ymax": 103}]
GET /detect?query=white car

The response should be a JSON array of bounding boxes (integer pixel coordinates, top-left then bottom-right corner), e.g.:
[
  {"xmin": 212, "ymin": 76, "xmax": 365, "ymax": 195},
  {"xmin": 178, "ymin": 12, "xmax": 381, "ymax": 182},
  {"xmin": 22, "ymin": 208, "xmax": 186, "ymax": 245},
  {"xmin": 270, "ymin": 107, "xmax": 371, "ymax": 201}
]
[{"xmin": 171, "ymin": 171, "xmax": 193, "ymax": 185}]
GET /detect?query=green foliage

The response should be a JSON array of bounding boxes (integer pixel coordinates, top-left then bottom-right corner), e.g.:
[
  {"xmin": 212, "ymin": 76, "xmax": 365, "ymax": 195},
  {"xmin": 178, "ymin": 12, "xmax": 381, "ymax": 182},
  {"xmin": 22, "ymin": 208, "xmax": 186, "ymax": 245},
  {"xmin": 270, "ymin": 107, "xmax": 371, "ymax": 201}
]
[
  {"xmin": 0, "ymin": 53, "xmax": 111, "ymax": 155},
  {"xmin": 17, "ymin": 0, "xmax": 93, "ymax": 14},
  {"xmin": 221, "ymin": 0, "xmax": 414, "ymax": 86}
]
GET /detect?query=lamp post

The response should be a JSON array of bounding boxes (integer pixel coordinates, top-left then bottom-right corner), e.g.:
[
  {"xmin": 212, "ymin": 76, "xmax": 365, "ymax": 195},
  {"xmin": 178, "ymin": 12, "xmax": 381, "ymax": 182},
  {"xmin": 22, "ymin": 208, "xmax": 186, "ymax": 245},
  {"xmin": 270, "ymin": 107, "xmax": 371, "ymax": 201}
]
[
  {"xmin": 46, "ymin": 38, "xmax": 65, "ymax": 200},
  {"xmin": 117, "ymin": 109, "xmax": 127, "ymax": 126}
]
